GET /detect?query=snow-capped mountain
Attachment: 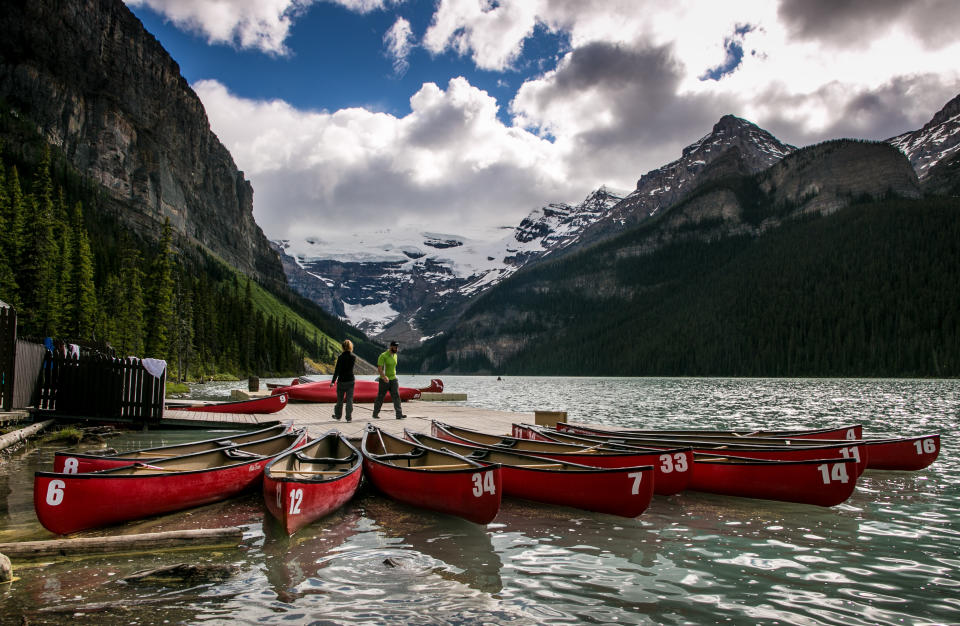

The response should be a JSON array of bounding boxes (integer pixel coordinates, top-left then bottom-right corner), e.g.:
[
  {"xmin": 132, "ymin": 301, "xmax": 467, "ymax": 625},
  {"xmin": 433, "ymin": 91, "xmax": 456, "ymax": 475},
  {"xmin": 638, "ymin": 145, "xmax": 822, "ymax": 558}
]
[
  {"xmin": 573, "ymin": 115, "xmax": 797, "ymax": 247},
  {"xmin": 277, "ymin": 98, "xmax": 960, "ymax": 348},
  {"xmin": 887, "ymin": 93, "xmax": 960, "ymax": 180},
  {"xmin": 277, "ymin": 115, "xmax": 800, "ymax": 346},
  {"xmin": 274, "ymin": 186, "xmax": 625, "ymax": 343}
]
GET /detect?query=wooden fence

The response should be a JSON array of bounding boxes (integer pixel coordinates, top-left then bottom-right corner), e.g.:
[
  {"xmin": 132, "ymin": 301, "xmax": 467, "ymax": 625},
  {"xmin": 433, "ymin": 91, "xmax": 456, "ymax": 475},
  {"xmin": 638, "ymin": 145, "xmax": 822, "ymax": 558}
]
[
  {"xmin": 38, "ymin": 354, "xmax": 166, "ymax": 425},
  {"xmin": 13, "ymin": 339, "xmax": 47, "ymax": 409},
  {"xmin": 0, "ymin": 305, "xmax": 14, "ymax": 411}
]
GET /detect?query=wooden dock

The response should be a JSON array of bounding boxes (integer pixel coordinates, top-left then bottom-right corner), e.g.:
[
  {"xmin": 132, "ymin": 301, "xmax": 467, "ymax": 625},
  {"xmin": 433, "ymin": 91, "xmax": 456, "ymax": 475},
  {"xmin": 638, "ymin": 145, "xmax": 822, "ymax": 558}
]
[{"xmin": 162, "ymin": 400, "xmax": 540, "ymax": 439}]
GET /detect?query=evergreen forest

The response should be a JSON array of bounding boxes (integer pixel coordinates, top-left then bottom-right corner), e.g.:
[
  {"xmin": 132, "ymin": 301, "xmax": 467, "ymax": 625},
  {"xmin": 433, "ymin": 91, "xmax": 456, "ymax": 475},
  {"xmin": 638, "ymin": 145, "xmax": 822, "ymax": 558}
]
[
  {"xmin": 0, "ymin": 140, "xmax": 376, "ymax": 380},
  {"xmin": 410, "ymin": 197, "xmax": 960, "ymax": 377}
]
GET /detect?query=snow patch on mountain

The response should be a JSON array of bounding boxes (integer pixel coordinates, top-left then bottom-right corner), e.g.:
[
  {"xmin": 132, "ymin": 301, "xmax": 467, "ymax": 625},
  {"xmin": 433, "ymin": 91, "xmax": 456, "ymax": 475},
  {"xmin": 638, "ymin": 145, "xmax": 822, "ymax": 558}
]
[
  {"xmin": 276, "ymin": 186, "xmax": 626, "ymax": 339},
  {"xmin": 342, "ymin": 300, "xmax": 399, "ymax": 334},
  {"xmin": 887, "ymin": 94, "xmax": 960, "ymax": 179}
]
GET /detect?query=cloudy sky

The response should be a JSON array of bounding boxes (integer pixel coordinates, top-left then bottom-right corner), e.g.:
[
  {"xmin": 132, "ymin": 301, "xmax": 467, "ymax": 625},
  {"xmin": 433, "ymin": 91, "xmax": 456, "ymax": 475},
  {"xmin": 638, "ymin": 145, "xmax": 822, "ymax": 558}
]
[{"xmin": 125, "ymin": 0, "xmax": 960, "ymax": 242}]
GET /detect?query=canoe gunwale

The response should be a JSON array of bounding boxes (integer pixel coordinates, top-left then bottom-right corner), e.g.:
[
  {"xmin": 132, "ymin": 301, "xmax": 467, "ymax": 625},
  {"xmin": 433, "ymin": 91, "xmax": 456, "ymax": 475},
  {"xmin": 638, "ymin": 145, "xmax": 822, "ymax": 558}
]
[
  {"xmin": 412, "ymin": 429, "xmax": 655, "ymax": 474},
  {"xmin": 264, "ymin": 431, "xmax": 362, "ymax": 484},
  {"xmin": 40, "ymin": 430, "xmax": 306, "ymax": 480}
]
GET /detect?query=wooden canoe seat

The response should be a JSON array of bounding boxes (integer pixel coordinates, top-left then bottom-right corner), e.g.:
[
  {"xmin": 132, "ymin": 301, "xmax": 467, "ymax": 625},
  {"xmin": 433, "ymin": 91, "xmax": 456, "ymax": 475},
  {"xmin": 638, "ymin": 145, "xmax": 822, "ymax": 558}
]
[{"xmin": 295, "ymin": 451, "xmax": 357, "ymax": 465}]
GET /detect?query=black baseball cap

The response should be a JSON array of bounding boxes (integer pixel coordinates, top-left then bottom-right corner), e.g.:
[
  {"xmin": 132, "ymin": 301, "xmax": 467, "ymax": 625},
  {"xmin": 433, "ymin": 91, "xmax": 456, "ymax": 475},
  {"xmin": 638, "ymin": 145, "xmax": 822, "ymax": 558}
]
[{"xmin": 389, "ymin": 341, "xmax": 399, "ymax": 347}]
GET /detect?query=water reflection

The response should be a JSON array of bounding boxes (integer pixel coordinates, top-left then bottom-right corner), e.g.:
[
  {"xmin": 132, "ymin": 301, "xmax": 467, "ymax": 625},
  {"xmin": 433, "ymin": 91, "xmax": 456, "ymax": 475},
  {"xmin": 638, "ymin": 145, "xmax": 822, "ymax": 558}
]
[{"xmin": 1, "ymin": 378, "xmax": 959, "ymax": 625}]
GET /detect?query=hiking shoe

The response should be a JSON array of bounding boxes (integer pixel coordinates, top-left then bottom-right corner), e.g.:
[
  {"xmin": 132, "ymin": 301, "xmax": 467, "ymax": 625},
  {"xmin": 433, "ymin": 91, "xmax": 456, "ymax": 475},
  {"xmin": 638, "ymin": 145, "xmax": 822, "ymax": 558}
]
[
  {"xmin": 396, "ymin": 414, "xmax": 407, "ymax": 420},
  {"xmin": 372, "ymin": 413, "xmax": 380, "ymax": 419},
  {"xmin": 345, "ymin": 417, "xmax": 352, "ymax": 422},
  {"xmin": 332, "ymin": 415, "xmax": 341, "ymax": 420}
]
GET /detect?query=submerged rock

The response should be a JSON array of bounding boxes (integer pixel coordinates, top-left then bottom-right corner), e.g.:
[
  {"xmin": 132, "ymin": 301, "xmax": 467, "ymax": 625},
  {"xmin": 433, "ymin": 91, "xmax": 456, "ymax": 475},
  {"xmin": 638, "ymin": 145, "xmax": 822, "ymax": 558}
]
[{"xmin": 0, "ymin": 552, "xmax": 11, "ymax": 583}]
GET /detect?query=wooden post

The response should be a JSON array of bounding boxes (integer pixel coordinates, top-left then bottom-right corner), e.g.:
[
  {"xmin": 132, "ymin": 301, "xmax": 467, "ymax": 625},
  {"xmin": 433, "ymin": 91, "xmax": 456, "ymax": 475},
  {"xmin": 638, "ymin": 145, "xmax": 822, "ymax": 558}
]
[
  {"xmin": 535, "ymin": 410, "xmax": 567, "ymax": 428},
  {"xmin": 0, "ymin": 527, "xmax": 244, "ymax": 559}
]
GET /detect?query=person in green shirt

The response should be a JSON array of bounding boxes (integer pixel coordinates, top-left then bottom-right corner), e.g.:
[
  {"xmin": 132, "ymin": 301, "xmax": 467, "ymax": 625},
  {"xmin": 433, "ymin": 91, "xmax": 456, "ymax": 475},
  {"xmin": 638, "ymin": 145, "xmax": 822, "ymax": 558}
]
[{"xmin": 373, "ymin": 341, "xmax": 406, "ymax": 419}]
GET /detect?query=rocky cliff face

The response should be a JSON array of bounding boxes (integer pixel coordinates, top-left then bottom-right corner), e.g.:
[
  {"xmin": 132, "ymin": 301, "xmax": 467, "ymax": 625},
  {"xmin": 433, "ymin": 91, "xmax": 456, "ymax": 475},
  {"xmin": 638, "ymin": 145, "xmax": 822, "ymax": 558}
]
[{"xmin": 0, "ymin": 0, "xmax": 284, "ymax": 286}]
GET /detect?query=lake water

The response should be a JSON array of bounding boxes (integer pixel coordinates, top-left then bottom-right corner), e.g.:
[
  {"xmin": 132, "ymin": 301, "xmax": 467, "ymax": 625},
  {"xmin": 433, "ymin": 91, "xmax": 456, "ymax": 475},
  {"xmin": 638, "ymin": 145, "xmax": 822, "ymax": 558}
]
[{"xmin": 2, "ymin": 377, "xmax": 957, "ymax": 624}]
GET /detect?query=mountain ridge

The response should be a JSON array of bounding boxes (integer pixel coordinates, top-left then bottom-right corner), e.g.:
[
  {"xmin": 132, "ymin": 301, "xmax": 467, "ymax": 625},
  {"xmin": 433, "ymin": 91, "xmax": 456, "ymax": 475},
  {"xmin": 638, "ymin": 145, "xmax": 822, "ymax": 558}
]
[{"xmin": 0, "ymin": 0, "xmax": 285, "ymax": 287}]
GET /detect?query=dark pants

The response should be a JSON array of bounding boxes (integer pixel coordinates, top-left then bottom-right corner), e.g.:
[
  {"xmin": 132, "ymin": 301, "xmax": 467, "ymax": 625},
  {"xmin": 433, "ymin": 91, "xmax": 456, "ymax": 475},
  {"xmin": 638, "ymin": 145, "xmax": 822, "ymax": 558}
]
[
  {"xmin": 334, "ymin": 381, "xmax": 354, "ymax": 419},
  {"xmin": 373, "ymin": 378, "xmax": 402, "ymax": 417}
]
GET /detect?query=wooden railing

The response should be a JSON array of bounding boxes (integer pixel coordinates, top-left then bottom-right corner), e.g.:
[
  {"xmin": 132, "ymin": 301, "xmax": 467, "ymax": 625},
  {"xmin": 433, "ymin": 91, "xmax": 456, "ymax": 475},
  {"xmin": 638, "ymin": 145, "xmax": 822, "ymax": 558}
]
[{"xmin": 38, "ymin": 354, "xmax": 165, "ymax": 425}]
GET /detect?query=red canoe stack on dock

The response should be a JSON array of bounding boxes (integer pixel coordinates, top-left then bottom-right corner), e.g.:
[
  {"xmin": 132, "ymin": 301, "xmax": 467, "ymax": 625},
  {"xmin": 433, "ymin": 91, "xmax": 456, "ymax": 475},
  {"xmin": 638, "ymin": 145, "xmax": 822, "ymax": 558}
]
[{"xmin": 271, "ymin": 378, "xmax": 443, "ymax": 403}]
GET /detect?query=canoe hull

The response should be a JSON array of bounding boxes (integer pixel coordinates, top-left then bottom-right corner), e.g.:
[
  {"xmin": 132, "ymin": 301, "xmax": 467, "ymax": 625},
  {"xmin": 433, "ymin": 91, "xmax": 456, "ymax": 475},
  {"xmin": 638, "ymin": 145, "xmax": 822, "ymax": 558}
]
[
  {"xmin": 272, "ymin": 379, "xmax": 421, "ymax": 403},
  {"xmin": 690, "ymin": 455, "xmax": 859, "ymax": 507},
  {"xmin": 362, "ymin": 458, "xmax": 501, "ymax": 525},
  {"xmin": 496, "ymin": 463, "xmax": 654, "ymax": 517},
  {"xmin": 263, "ymin": 433, "xmax": 363, "ymax": 534},
  {"xmin": 859, "ymin": 434, "xmax": 940, "ymax": 470},
  {"xmin": 361, "ymin": 427, "xmax": 501, "ymax": 525},
  {"xmin": 177, "ymin": 392, "xmax": 288, "ymax": 414}
]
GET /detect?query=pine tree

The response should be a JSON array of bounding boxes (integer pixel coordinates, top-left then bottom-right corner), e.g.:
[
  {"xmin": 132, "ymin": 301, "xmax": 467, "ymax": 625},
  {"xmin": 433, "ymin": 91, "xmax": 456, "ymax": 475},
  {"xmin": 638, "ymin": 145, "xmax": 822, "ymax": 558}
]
[
  {"xmin": 171, "ymin": 273, "xmax": 194, "ymax": 380},
  {"xmin": 20, "ymin": 148, "xmax": 59, "ymax": 335},
  {"xmin": 5, "ymin": 166, "xmax": 26, "ymax": 282},
  {"xmin": 143, "ymin": 218, "xmax": 174, "ymax": 358},
  {"xmin": 0, "ymin": 160, "xmax": 17, "ymax": 303},
  {"xmin": 109, "ymin": 239, "xmax": 145, "ymax": 356},
  {"xmin": 62, "ymin": 201, "xmax": 97, "ymax": 339}
]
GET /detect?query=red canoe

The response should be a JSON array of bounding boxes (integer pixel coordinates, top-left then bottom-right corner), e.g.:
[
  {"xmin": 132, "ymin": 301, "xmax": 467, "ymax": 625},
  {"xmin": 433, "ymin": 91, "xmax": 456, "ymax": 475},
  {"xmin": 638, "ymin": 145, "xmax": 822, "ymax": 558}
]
[
  {"xmin": 407, "ymin": 431, "xmax": 655, "ymax": 518},
  {"xmin": 554, "ymin": 423, "xmax": 938, "ymax": 472},
  {"xmin": 169, "ymin": 392, "xmax": 289, "ymax": 414},
  {"xmin": 431, "ymin": 421, "xmax": 691, "ymax": 496},
  {"xmin": 272, "ymin": 378, "xmax": 443, "ymax": 403},
  {"xmin": 555, "ymin": 422, "xmax": 863, "ymax": 441},
  {"xmin": 517, "ymin": 423, "xmax": 870, "ymax": 477},
  {"xmin": 263, "ymin": 431, "xmax": 363, "ymax": 535},
  {"xmin": 690, "ymin": 453, "xmax": 859, "ymax": 506},
  {"xmin": 52, "ymin": 422, "xmax": 293, "ymax": 473},
  {"xmin": 360, "ymin": 425, "xmax": 501, "ymax": 525},
  {"xmin": 513, "ymin": 425, "xmax": 858, "ymax": 506},
  {"xmin": 35, "ymin": 430, "xmax": 308, "ymax": 535}
]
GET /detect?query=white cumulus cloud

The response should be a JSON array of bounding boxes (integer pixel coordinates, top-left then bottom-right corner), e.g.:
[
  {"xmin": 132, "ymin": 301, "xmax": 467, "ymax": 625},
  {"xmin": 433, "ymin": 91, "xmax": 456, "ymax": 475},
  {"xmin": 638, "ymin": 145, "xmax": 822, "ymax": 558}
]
[
  {"xmin": 195, "ymin": 78, "xmax": 575, "ymax": 242},
  {"xmin": 125, "ymin": 0, "xmax": 402, "ymax": 55}
]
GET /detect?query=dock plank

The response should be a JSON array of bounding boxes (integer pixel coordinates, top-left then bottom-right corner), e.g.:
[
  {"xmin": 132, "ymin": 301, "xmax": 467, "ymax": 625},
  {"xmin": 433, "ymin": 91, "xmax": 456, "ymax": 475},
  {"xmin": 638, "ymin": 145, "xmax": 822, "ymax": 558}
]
[{"xmin": 162, "ymin": 401, "xmax": 534, "ymax": 438}]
